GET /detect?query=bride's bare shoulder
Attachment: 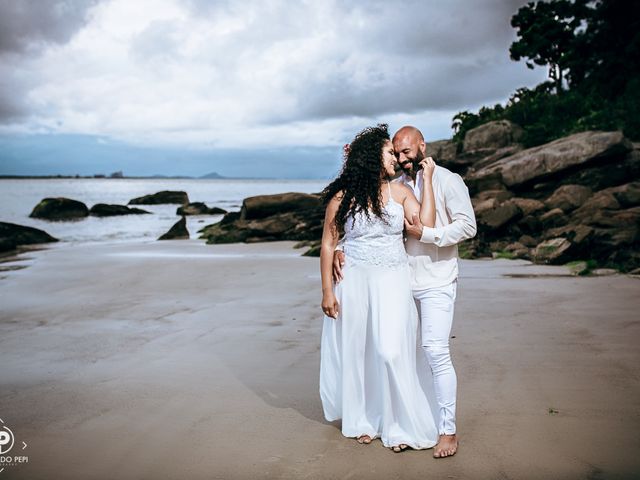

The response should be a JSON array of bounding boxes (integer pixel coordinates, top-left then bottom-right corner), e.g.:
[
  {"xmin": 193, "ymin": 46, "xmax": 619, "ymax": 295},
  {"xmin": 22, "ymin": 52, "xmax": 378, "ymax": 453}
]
[{"xmin": 390, "ymin": 181, "xmax": 412, "ymax": 198}]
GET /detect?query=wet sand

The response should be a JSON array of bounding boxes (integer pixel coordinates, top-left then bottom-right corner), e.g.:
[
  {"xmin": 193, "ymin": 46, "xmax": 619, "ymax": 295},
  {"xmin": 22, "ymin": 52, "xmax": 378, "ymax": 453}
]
[{"xmin": 0, "ymin": 240, "xmax": 639, "ymax": 479}]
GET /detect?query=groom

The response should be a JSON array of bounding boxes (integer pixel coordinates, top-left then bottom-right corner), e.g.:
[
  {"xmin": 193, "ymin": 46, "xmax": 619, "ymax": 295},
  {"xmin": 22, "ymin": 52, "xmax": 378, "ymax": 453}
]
[{"xmin": 334, "ymin": 126, "xmax": 476, "ymax": 458}]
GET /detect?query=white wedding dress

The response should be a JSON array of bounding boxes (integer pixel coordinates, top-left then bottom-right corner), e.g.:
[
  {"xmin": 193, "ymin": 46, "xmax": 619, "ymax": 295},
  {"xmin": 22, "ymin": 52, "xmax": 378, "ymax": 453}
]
[{"xmin": 320, "ymin": 185, "xmax": 438, "ymax": 449}]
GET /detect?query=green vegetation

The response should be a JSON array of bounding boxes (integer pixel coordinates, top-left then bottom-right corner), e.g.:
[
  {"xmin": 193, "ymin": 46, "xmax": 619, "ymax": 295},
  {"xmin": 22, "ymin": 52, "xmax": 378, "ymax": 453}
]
[
  {"xmin": 566, "ymin": 259, "xmax": 598, "ymax": 275},
  {"xmin": 452, "ymin": 0, "xmax": 640, "ymax": 148},
  {"xmin": 492, "ymin": 250, "xmax": 516, "ymax": 260}
]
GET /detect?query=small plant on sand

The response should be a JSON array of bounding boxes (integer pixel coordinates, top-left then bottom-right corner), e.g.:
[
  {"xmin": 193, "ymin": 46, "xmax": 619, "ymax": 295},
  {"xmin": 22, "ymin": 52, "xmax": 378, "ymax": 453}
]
[{"xmin": 493, "ymin": 250, "xmax": 516, "ymax": 260}]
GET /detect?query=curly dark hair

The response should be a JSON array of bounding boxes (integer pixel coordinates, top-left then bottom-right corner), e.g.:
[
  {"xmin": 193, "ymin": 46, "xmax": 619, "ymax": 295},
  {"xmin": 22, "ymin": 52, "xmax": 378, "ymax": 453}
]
[{"xmin": 322, "ymin": 124, "xmax": 391, "ymax": 233}]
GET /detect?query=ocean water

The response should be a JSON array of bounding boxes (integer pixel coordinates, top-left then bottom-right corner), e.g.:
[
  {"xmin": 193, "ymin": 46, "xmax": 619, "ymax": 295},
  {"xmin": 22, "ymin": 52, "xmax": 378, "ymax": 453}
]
[{"xmin": 0, "ymin": 178, "xmax": 328, "ymax": 245}]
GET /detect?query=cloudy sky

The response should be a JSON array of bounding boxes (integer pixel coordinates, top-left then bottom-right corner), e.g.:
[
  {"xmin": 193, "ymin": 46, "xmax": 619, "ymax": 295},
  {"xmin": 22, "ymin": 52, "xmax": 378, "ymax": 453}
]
[{"xmin": 0, "ymin": 0, "xmax": 547, "ymax": 178}]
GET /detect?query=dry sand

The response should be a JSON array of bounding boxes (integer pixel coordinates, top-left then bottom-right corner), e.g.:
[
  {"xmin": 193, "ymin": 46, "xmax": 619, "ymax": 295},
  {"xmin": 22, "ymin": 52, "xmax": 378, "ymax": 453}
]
[{"xmin": 0, "ymin": 240, "xmax": 639, "ymax": 479}]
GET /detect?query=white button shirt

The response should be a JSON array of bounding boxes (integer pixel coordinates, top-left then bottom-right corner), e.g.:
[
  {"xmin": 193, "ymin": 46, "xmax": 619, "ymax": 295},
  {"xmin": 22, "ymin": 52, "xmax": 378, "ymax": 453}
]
[{"xmin": 396, "ymin": 165, "xmax": 477, "ymax": 290}]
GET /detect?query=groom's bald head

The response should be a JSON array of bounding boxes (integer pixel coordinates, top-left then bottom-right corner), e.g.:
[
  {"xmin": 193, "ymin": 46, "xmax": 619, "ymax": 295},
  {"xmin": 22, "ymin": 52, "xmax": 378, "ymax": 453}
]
[{"xmin": 392, "ymin": 126, "xmax": 426, "ymax": 175}]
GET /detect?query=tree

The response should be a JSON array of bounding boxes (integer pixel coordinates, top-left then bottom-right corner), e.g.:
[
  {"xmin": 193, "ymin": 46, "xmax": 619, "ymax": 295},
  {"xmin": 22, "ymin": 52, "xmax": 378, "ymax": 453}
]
[{"xmin": 509, "ymin": 0, "xmax": 590, "ymax": 93}]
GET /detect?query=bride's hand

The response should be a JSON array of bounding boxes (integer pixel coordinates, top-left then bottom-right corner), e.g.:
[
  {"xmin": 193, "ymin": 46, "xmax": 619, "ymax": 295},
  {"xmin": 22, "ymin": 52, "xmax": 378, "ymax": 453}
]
[
  {"xmin": 321, "ymin": 292, "xmax": 340, "ymax": 319},
  {"xmin": 420, "ymin": 157, "xmax": 436, "ymax": 180}
]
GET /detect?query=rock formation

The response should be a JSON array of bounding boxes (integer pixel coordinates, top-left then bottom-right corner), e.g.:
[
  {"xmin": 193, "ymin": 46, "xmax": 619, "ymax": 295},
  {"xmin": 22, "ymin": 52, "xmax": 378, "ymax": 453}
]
[
  {"xmin": 0, "ymin": 222, "xmax": 58, "ymax": 252},
  {"xmin": 89, "ymin": 204, "xmax": 151, "ymax": 216},
  {"xmin": 176, "ymin": 202, "xmax": 227, "ymax": 216},
  {"xmin": 199, "ymin": 127, "xmax": 639, "ymax": 270},
  {"xmin": 29, "ymin": 197, "xmax": 89, "ymax": 221},
  {"xmin": 129, "ymin": 190, "xmax": 189, "ymax": 205},
  {"xmin": 158, "ymin": 216, "xmax": 190, "ymax": 240}
]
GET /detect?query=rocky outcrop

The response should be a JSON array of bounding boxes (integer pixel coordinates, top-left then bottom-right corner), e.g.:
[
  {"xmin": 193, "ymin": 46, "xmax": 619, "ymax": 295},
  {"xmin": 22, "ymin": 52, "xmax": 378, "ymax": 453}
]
[
  {"xmin": 240, "ymin": 192, "xmax": 321, "ymax": 220},
  {"xmin": 199, "ymin": 193, "xmax": 323, "ymax": 250},
  {"xmin": 196, "ymin": 130, "xmax": 638, "ymax": 269},
  {"xmin": 463, "ymin": 120, "xmax": 523, "ymax": 154},
  {"xmin": 129, "ymin": 191, "xmax": 189, "ymax": 205},
  {"xmin": 89, "ymin": 204, "xmax": 151, "ymax": 217},
  {"xmin": 176, "ymin": 202, "xmax": 227, "ymax": 216},
  {"xmin": 466, "ymin": 131, "xmax": 633, "ymax": 193},
  {"xmin": 158, "ymin": 216, "xmax": 189, "ymax": 240},
  {"xmin": 0, "ymin": 222, "xmax": 58, "ymax": 252},
  {"xmin": 29, "ymin": 198, "xmax": 89, "ymax": 221}
]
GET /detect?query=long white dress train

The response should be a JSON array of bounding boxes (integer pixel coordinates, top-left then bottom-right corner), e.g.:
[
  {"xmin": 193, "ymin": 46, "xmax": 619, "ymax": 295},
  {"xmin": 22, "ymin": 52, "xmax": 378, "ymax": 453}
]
[{"xmin": 319, "ymin": 191, "xmax": 438, "ymax": 449}]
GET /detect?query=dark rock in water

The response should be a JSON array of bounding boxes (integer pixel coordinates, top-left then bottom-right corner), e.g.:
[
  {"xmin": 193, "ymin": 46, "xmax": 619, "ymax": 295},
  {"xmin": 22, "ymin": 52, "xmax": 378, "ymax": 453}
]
[
  {"xmin": 176, "ymin": 202, "xmax": 227, "ymax": 216},
  {"xmin": 158, "ymin": 216, "xmax": 189, "ymax": 240},
  {"xmin": 0, "ymin": 221, "xmax": 58, "ymax": 252},
  {"xmin": 30, "ymin": 197, "xmax": 89, "ymax": 221},
  {"xmin": 0, "ymin": 237, "xmax": 17, "ymax": 252},
  {"xmin": 89, "ymin": 204, "xmax": 151, "ymax": 217},
  {"xmin": 241, "ymin": 192, "xmax": 321, "ymax": 220},
  {"xmin": 129, "ymin": 190, "xmax": 189, "ymax": 205}
]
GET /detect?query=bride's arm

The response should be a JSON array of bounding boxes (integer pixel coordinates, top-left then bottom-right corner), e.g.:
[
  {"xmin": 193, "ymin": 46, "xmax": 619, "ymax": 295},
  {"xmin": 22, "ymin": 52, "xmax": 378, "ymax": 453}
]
[
  {"xmin": 419, "ymin": 158, "xmax": 436, "ymax": 228},
  {"xmin": 320, "ymin": 194, "xmax": 341, "ymax": 319}
]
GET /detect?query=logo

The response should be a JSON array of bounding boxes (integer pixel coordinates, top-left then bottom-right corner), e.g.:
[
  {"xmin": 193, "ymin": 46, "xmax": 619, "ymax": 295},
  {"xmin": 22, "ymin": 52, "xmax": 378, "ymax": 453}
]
[
  {"xmin": 0, "ymin": 426, "xmax": 13, "ymax": 454},
  {"xmin": 0, "ymin": 418, "xmax": 28, "ymax": 474}
]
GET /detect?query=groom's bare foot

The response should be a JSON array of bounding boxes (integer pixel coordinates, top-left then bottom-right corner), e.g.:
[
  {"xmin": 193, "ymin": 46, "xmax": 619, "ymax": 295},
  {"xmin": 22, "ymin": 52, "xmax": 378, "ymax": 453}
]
[
  {"xmin": 433, "ymin": 434, "xmax": 458, "ymax": 458},
  {"xmin": 357, "ymin": 435, "xmax": 372, "ymax": 444}
]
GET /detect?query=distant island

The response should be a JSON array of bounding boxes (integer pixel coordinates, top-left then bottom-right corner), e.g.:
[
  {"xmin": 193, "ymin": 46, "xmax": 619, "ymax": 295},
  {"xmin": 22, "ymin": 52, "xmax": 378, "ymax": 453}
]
[{"xmin": 0, "ymin": 171, "xmax": 227, "ymax": 180}]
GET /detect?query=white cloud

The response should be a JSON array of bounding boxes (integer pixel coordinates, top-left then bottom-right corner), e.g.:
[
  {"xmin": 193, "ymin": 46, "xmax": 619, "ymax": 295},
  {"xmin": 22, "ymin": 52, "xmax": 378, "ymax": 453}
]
[{"xmin": 0, "ymin": 0, "xmax": 547, "ymax": 148}]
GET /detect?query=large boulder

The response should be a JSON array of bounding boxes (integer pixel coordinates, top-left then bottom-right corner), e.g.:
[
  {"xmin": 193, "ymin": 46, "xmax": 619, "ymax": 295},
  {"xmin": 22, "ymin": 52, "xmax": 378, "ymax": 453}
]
[
  {"xmin": 129, "ymin": 190, "xmax": 189, "ymax": 205},
  {"xmin": 176, "ymin": 202, "xmax": 227, "ymax": 216},
  {"xmin": 511, "ymin": 197, "xmax": 546, "ymax": 216},
  {"xmin": 544, "ymin": 184, "xmax": 592, "ymax": 213},
  {"xmin": 199, "ymin": 192, "xmax": 324, "ymax": 245},
  {"xmin": 476, "ymin": 200, "xmax": 521, "ymax": 229},
  {"xmin": 158, "ymin": 216, "xmax": 189, "ymax": 240},
  {"xmin": 534, "ymin": 237, "xmax": 573, "ymax": 264},
  {"xmin": 240, "ymin": 192, "xmax": 322, "ymax": 220},
  {"xmin": 466, "ymin": 131, "xmax": 633, "ymax": 190},
  {"xmin": 463, "ymin": 120, "xmax": 523, "ymax": 154},
  {"xmin": 89, "ymin": 204, "xmax": 151, "ymax": 217},
  {"xmin": 426, "ymin": 139, "xmax": 457, "ymax": 163},
  {"xmin": 608, "ymin": 181, "xmax": 640, "ymax": 208},
  {"xmin": 0, "ymin": 222, "xmax": 58, "ymax": 252},
  {"xmin": 29, "ymin": 197, "xmax": 89, "ymax": 221}
]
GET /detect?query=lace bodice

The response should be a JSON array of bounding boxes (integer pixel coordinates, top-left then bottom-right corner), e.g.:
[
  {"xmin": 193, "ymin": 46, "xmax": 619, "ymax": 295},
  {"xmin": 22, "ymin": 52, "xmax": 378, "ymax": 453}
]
[{"xmin": 343, "ymin": 191, "xmax": 407, "ymax": 268}]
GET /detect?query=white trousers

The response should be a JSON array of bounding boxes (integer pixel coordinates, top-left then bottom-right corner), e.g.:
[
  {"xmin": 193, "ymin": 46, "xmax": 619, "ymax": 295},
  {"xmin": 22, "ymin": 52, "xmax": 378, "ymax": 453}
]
[{"xmin": 413, "ymin": 280, "xmax": 457, "ymax": 435}]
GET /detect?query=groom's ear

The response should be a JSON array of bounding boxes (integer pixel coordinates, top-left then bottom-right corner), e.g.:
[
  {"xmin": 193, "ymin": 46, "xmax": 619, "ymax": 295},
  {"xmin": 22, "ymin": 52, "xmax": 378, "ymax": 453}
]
[{"xmin": 419, "ymin": 141, "xmax": 427, "ymax": 156}]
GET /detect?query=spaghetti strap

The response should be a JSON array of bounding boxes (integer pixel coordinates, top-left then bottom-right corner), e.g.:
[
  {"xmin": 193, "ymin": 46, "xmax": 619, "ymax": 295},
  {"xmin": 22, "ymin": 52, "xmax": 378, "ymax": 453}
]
[{"xmin": 386, "ymin": 180, "xmax": 392, "ymax": 196}]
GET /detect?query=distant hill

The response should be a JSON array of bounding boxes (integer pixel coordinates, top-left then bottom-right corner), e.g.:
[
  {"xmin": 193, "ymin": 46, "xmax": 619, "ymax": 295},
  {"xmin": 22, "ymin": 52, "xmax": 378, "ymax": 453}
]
[{"xmin": 199, "ymin": 172, "xmax": 225, "ymax": 179}]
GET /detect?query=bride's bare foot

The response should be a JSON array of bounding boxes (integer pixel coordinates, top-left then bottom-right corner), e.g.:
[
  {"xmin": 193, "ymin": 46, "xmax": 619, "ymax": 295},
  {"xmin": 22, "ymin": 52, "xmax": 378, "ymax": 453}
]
[
  {"xmin": 391, "ymin": 444, "xmax": 408, "ymax": 453},
  {"xmin": 357, "ymin": 435, "xmax": 372, "ymax": 444},
  {"xmin": 433, "ymin": 434, "xmax": 458, "ymax": 458}
]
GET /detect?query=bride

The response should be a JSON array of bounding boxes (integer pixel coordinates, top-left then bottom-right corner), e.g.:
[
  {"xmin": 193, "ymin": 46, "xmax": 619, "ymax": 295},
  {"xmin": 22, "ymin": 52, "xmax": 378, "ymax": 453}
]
[{"xmin": 319, "ymin": 124, "xmax": 438, "ymax": 451}]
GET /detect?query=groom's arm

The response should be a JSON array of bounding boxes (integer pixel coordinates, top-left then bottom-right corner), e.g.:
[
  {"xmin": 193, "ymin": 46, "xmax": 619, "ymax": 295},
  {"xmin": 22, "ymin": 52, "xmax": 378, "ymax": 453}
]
[{"xmin": 407, "ymin": 174, "xmax": 476, "ymax": 247}]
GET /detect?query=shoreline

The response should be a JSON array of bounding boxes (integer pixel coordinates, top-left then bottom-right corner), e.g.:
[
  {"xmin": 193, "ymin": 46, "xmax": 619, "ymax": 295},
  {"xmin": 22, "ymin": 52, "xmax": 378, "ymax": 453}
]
[{"xmin": 0, "ymin": 240, "xmax": 638, "ymax": 479}]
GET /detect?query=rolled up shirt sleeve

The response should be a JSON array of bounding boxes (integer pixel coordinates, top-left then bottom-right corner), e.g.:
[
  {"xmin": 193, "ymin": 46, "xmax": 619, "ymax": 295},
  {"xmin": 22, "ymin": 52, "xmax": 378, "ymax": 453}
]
[{"xmin": 420, "ymin": 173, "xmax": 477, "ymax": 247}]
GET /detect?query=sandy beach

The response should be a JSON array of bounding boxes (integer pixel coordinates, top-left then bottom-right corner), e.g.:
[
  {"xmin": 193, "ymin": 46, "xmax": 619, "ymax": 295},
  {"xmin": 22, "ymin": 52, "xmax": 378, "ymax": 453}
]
[{"xmin": 0, "ymin": 240, "xmax": 639, "ymax": 479}]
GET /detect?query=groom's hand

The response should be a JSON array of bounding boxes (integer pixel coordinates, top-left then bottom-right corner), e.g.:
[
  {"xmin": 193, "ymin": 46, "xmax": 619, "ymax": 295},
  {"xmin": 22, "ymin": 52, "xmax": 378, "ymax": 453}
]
[
  {"xmin": 333, "ymin": 250, "xmax": 345, "ymax": 283},
  {"xmin": 404, "ymin": 213, "xmax": 424, "ymax": 239}
]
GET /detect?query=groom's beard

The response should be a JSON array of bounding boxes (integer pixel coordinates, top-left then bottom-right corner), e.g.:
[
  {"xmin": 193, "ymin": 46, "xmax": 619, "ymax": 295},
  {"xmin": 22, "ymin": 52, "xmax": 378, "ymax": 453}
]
[{"xmin": 398, "ymin": 151, "xmax": 425, "ymax": 175}]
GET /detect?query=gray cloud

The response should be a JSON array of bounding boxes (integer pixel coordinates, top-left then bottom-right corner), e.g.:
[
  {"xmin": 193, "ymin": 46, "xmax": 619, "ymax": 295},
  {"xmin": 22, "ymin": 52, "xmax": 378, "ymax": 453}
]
[
  {"xmin": 0, "ymin": 0, "xmax": 546, "ymax": 147},
  {"xmin": 0, "ymin": 0, "xmax": 100, "ymax": 122},
  {"xmin": 0, "ymin": 0, "xmax": 100, "ymax": 53}
]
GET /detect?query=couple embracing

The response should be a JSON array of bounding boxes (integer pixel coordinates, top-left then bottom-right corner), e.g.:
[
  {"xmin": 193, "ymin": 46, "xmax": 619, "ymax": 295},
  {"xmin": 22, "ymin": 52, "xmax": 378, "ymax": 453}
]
[{"xmin": 319, "ymin": 124, "xmax": 477, "ymax": 457}]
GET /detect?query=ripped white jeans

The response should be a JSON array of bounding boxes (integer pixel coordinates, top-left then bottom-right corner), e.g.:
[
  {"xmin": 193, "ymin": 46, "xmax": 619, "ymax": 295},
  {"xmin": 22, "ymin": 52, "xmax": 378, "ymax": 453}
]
[{"xmin": 413, "ymin": 280, "xmax": 457, "ymax": 435}]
